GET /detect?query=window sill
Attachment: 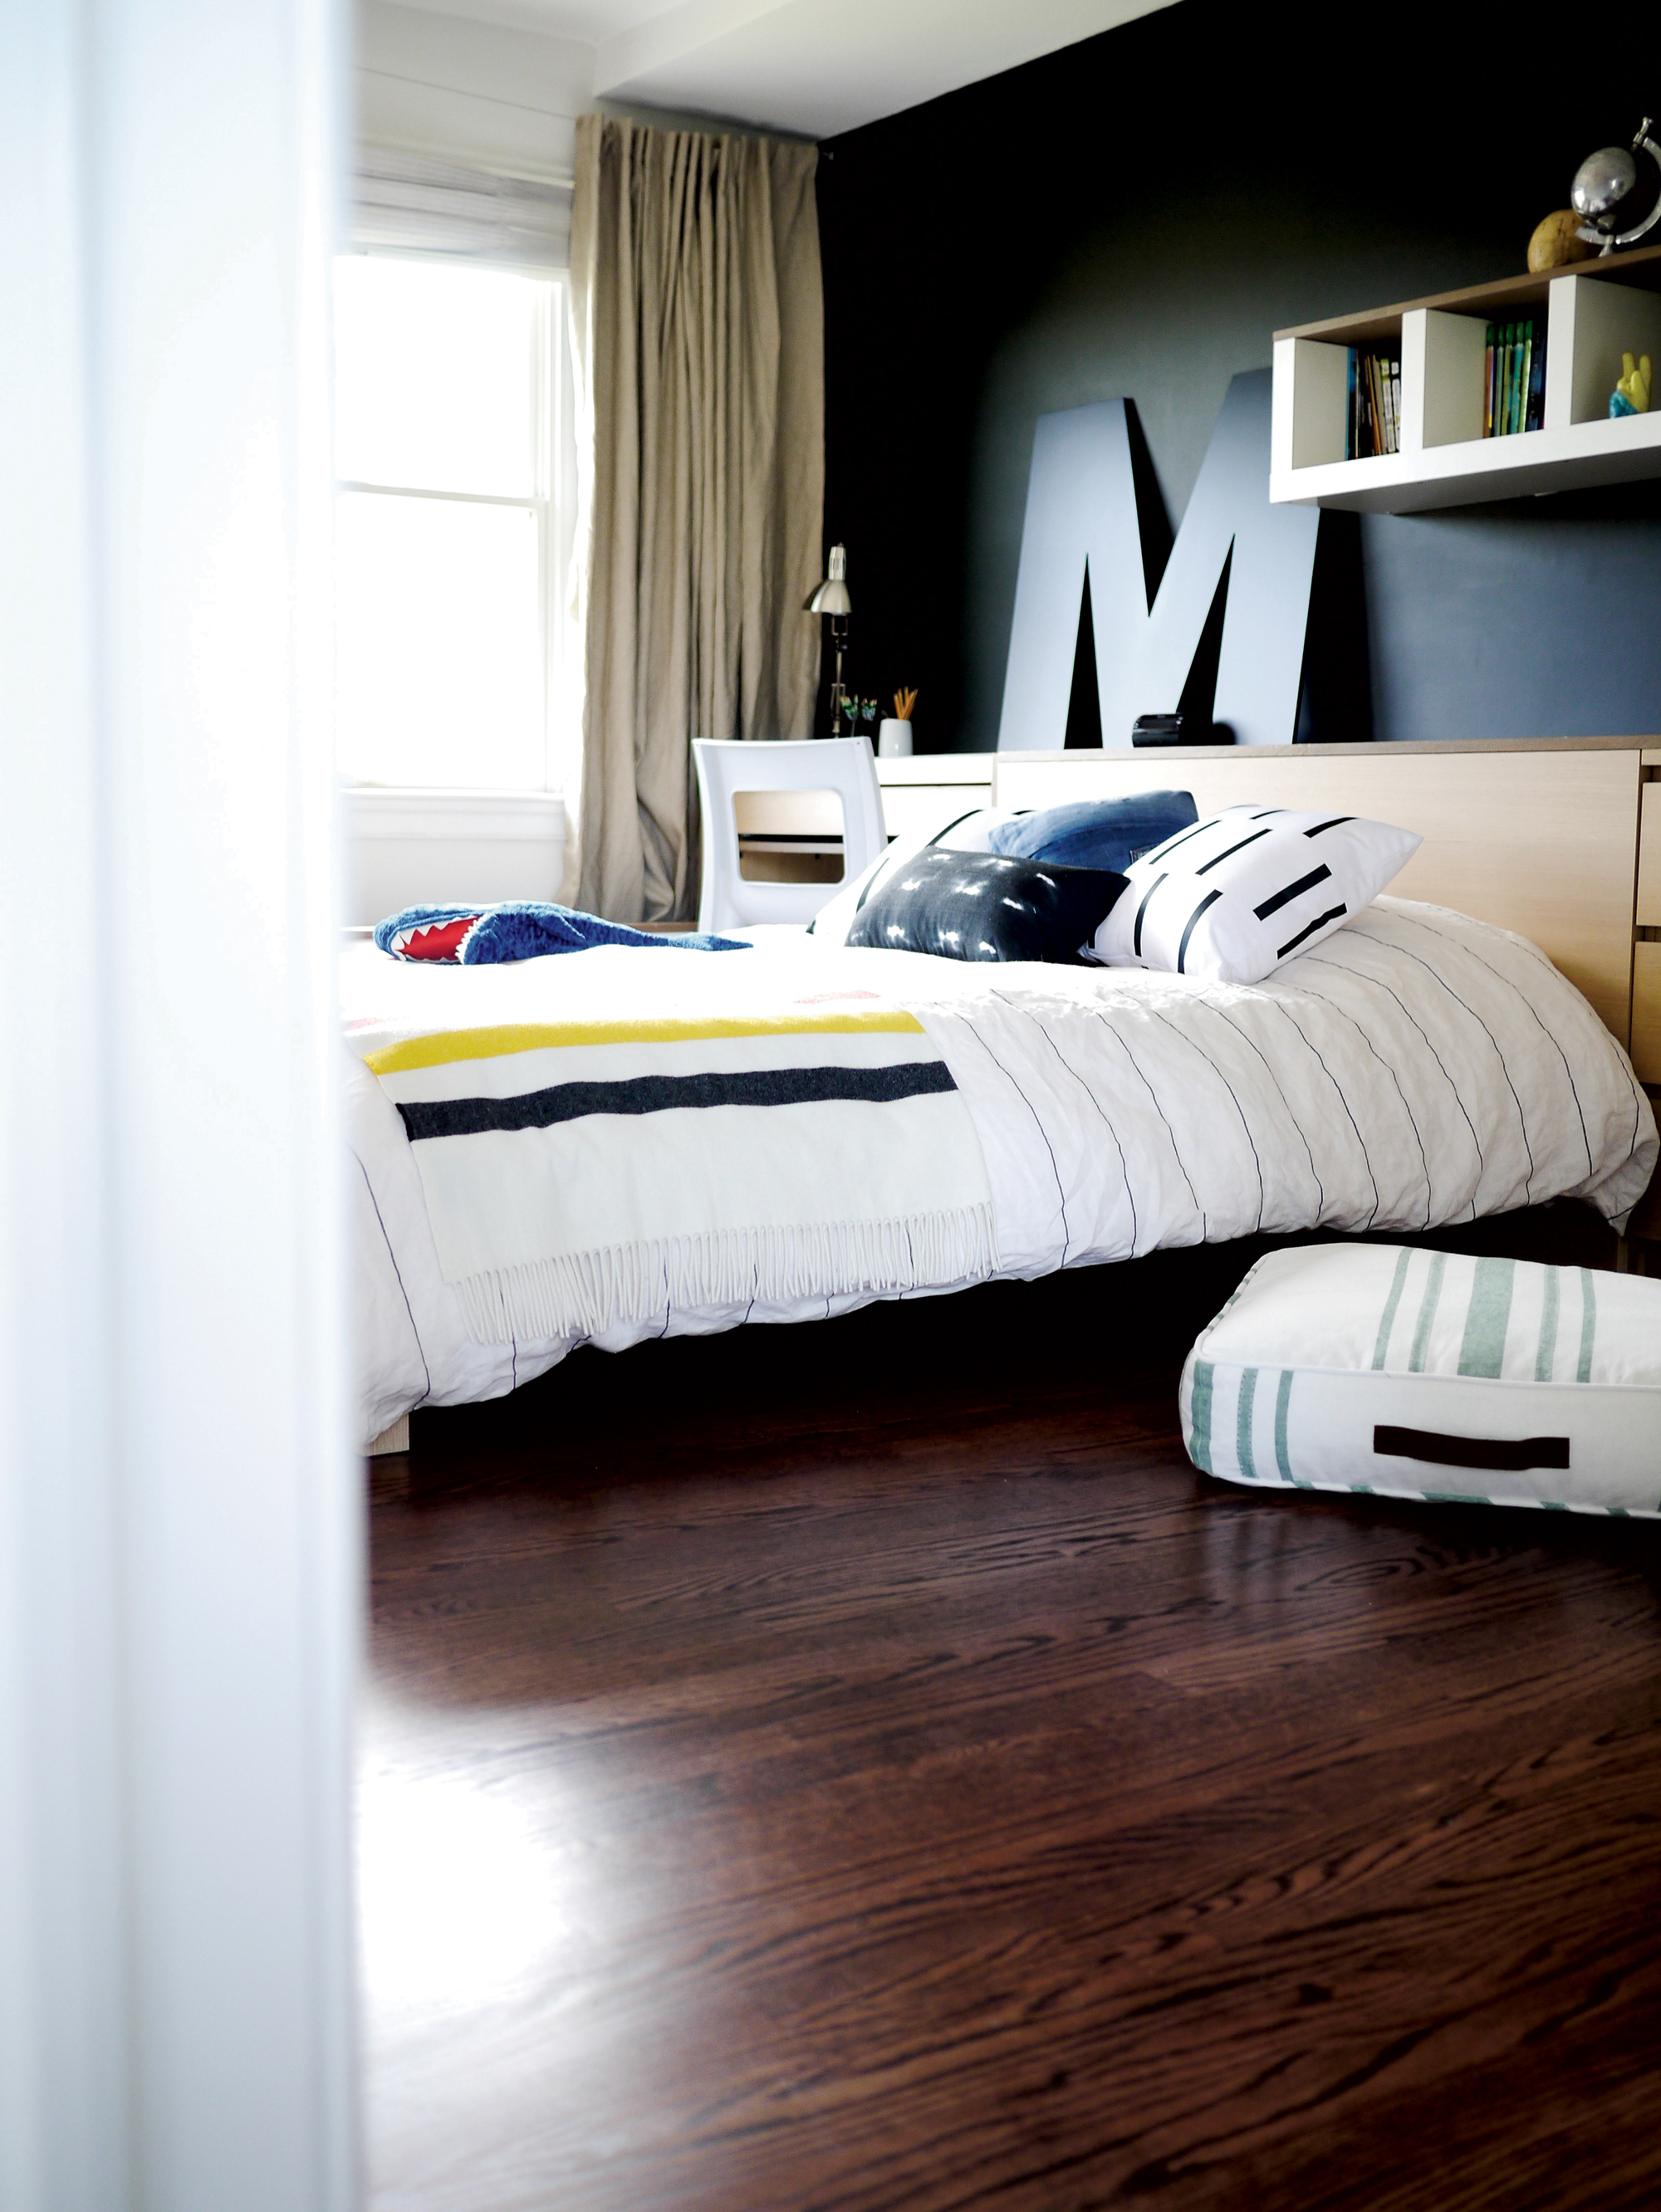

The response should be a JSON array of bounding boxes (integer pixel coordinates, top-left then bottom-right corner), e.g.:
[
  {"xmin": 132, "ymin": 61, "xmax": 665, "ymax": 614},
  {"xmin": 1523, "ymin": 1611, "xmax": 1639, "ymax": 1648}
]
[{"xmin": 344, "ymin": 786, "xmax": 564, "ymax": 842}]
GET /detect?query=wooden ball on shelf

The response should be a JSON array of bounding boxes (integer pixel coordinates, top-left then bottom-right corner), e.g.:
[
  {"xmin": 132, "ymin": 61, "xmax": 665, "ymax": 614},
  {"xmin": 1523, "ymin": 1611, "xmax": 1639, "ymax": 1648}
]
[{"xmin": 1528, "ymin": 209, "xmax": 1602, "ymax": 272}]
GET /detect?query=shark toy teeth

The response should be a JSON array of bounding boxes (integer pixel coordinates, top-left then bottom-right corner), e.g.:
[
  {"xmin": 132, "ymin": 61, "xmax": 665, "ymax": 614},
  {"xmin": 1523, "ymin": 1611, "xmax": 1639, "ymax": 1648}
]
[{"xmin": 388, "ymin": 913, "xmax": 482, "ymax": 962}]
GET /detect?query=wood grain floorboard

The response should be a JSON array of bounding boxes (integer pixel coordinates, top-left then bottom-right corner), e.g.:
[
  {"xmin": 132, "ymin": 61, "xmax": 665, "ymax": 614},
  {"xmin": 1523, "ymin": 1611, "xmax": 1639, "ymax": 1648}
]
[{"xmin": 364, "ymin": 1218, "xmax": 1661, "ymax": 2210}]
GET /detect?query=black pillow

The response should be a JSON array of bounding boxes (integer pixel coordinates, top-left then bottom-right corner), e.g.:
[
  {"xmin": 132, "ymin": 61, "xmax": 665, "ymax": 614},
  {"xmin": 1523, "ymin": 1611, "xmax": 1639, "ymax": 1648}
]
[{"xmin": 845, "ymin": 849, "xmax": 1127, "ymax": 964}]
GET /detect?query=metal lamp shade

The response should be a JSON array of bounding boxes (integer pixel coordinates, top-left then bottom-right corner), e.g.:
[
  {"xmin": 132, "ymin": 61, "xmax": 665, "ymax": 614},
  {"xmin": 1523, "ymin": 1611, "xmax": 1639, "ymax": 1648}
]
[{"xmin": 806, "ymin": 541, "xmax": 852, "ymax": 616}]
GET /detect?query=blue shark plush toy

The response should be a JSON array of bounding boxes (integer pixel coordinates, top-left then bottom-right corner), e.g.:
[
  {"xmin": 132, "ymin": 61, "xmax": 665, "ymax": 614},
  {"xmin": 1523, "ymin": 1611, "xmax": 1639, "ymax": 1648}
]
[{"xmin": 373, "ymin": 902, "xmax": 748, "ymax": 963}]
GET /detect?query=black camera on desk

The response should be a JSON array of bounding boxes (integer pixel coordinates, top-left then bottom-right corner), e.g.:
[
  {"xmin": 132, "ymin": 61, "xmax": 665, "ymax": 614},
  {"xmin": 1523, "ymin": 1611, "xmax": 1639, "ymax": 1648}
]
[{"xmin": 1131, "ymin": 713, "xmax": 1234, "ymax": 747}]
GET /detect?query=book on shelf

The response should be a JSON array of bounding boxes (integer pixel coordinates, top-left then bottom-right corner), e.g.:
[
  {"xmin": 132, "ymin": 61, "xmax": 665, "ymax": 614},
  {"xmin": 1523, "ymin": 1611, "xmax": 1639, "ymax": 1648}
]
[
  {"xmin": 1486, "ymin": 322, "xmax": 1503, "ymax": 435},
  {"xmin": 1526, "ymin": 321, "xmax": 1546, "ymax": 431},
  {"xmin": 1483, "ymin": 316, "xmax": 1546, "ymax": 438},
  {"xmin": 1345, "ymin": 344, "xmax": 1403, "ymax": 459}
]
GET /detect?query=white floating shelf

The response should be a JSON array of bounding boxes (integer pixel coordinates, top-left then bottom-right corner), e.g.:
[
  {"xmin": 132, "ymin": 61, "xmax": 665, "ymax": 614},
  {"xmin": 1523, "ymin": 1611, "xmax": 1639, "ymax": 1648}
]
[
  {"xmin": 1270, "ymin": 242, "xmax": 1661, "ymax": 512},
  {"xmin": 1272, "ymin": 407, "xmax": 1661, "ymax": 512}
]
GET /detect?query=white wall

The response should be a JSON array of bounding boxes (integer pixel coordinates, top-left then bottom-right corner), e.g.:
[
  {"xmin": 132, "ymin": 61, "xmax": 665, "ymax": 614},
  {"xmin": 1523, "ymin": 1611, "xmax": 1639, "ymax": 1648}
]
[
  {"xmin": 2, "ymin": 1, "xmax": 357, "ymax": 2209},
  {"xmin": 357, "ymin": 0, "xmax": 591, "ymax": 178}
]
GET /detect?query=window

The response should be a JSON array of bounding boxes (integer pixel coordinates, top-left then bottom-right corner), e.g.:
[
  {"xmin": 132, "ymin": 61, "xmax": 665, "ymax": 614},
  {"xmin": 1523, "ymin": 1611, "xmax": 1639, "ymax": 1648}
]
[{"xmin": 334, "ymin": 255, "xmax": 575, "ymax": 791}]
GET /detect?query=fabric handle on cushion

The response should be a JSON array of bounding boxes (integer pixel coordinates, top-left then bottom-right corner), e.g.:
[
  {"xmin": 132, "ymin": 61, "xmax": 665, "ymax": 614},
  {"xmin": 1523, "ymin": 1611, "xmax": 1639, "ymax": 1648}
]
[{"xmin": 1374, "ymin": 1425, "xmax": 1570, "ymax": 1471}]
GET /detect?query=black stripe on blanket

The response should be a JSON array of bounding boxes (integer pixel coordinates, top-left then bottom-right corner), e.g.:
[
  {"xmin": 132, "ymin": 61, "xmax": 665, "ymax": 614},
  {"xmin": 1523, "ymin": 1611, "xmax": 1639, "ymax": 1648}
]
[{"xmin": 396, "ymin": 1060, "xmax": 959, "ymax": 1140}]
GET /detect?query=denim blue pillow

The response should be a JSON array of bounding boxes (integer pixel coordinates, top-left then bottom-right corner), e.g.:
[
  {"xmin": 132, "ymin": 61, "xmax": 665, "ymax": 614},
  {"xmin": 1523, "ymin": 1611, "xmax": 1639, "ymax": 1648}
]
[{"xmin": 989, "ymin": 790, "xmax": 1198, "ymax": 874}]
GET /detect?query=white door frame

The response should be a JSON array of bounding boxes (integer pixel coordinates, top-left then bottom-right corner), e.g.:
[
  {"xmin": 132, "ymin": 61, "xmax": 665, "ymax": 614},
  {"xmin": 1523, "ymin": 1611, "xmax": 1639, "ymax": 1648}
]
[{"xmin": 0, "ymin": 0, "xmax": 358, "ymax": 2205}]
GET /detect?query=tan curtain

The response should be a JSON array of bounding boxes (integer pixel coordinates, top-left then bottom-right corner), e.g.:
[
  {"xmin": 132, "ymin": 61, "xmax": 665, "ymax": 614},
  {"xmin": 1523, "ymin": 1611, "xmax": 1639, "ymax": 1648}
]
[{"xmin": 566, "ymin": 114, "xmax": 825, "ymax": 923}]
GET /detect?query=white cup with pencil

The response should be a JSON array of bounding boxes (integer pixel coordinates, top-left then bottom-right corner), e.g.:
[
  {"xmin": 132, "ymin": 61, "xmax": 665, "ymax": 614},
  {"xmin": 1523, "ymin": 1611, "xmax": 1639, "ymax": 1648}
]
[{"xmin": 878, "ymin": 688, "xmax": 916, "ymax": 758}]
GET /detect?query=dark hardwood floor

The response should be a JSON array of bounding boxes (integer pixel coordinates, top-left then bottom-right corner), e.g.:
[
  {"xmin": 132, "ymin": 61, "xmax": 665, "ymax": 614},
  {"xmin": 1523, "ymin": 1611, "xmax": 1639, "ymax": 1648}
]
[{"xmin": 365, "ymin": 1209, "xmax": 1661, "ymax": 2211}]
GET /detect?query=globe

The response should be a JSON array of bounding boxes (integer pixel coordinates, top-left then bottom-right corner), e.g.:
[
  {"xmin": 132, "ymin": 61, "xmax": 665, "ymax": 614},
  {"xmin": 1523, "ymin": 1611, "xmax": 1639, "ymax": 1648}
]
[{"xmin": 1570, "ymin": 120, "xmax": 1661, "ymax": 252}]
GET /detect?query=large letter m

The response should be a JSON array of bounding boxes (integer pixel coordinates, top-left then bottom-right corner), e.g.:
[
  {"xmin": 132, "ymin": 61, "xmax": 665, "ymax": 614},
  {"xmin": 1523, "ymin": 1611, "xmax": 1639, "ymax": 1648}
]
[{"xmin": 997, "ymin": 369, "xmax": 1320, "ymax": 751}]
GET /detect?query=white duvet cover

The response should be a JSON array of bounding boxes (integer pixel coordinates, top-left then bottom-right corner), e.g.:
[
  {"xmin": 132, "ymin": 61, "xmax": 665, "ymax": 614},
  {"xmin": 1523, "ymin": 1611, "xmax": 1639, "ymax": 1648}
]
[{"xmin": 344, "ymin": 898, "xmax": 1657, "ymax": 1446}]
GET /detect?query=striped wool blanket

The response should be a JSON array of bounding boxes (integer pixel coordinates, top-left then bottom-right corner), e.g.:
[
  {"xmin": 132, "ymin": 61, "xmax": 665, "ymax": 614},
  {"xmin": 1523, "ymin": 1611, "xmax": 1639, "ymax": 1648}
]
[{"xmin": 364, "ymin": 996, "xmax": 997, "ymax": 1344}]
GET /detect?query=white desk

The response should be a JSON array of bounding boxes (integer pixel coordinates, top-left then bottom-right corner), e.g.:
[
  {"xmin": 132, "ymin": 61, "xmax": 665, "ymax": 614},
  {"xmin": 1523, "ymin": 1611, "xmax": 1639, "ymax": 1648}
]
[{"xmin": 733, "ymin": 754, "xmax": 993, "ymax": 879}]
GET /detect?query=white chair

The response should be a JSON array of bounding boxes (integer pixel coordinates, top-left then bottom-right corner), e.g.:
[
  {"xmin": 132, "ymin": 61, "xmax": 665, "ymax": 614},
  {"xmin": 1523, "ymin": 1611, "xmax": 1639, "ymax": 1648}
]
[{"xmin": 693, "ymin": 737, "xmax": 887, "ymax": 932}]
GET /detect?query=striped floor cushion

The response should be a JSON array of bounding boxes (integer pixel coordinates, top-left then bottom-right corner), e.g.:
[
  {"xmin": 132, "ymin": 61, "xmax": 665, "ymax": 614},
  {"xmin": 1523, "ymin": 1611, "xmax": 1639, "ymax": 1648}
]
[{"xmin": 1180, "ymin": 1243, "xmax": 1661, "ymax": 1516}]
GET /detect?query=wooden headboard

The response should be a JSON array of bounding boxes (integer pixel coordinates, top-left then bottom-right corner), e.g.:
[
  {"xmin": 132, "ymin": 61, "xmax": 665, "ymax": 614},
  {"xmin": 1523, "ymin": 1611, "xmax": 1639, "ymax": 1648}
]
[{"xmin": 994, "ymin": 738, "xmax": 1657, "ymax": 1053}]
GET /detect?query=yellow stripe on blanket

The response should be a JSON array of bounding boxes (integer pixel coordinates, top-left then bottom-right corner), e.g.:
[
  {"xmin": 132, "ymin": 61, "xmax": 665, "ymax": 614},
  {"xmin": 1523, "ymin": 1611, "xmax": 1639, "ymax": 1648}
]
[{"xmin": 364, "ymin": 1008, "xmax": 926, "ymax": 1077}]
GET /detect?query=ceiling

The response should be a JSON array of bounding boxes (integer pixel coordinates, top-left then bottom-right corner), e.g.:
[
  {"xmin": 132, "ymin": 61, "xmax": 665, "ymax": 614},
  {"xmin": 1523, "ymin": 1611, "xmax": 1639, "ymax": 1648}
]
[
  {"xmin": 391, "ymin": 0, "xmax": 1178, "ymax": 137},
  {"xmin": 406, "ymin": 0, "xmax": 688, "ymax": 40}
]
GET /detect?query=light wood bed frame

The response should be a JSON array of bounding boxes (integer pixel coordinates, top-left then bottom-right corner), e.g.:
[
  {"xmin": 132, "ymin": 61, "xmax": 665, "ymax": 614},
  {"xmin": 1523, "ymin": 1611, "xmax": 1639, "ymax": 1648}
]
[{"xmin": 993, "ymin": 737, "xmax": 1661, "ymax": 1058}]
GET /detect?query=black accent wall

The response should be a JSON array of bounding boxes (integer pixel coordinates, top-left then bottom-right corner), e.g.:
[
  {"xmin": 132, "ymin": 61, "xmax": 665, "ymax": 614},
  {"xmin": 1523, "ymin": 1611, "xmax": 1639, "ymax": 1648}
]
[{"xmin": 816, "ymin": 3, "xmax": 1661, "ymax": 751}]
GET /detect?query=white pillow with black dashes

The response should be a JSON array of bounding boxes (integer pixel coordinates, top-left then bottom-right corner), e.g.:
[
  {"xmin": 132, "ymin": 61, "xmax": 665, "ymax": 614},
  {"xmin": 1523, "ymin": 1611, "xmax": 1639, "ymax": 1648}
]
[
  {"xmin": 1092, "ymin": 805, "xmax": 1421, "ymax": 983},
  {"xmin": 1180, "ymin": 1242, "xmax": 1661, "ymax": 1516}
]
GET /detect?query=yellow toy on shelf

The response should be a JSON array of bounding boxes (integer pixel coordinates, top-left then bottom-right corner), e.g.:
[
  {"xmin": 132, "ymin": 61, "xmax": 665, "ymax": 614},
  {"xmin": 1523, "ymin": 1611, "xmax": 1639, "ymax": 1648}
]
[{"xmin": 1611, "ymin": 351, "xmax": 1653, "ymax": 418}]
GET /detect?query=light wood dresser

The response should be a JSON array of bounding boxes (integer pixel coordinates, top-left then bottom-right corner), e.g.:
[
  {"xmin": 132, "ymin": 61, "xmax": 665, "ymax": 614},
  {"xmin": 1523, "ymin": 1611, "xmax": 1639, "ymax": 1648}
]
[{"xmin": 1633, "ymin": 751, "xmax": 1661, "ymax": 1084}]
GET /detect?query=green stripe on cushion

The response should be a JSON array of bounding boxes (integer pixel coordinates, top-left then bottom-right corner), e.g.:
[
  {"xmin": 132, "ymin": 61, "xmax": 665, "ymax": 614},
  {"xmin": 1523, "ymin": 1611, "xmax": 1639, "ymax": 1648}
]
[
  {"xmin": 1409, "ymin": 1252, "xmax": 1447, "ymax": 1373},
  {"xmin": 1578, "ymin": 1269, "xmax": 1597, "ymax": 1383},
  {"xmin": 1457, "ymin": 1256, "xmax": 1516, "ymax": 1378},
  {"xmin": 1372, "ymin": 1249, "xmax": 1412, "ymax": 1369},
  {"xmin": 1536, "ymin": 1267, "xmax": 1561, "ymax": 1382},
  {"xmin": 1275, "ymin": 1369, "xmax": 1294, "ymax": 1481},
  {"xmin": 1237, "ymin": 1367, "xmax": 1257, "ymax": 1481},
  {"xmin": 1189, "ymin": 1359, "xmax": 1214, "ymax": 1473}
]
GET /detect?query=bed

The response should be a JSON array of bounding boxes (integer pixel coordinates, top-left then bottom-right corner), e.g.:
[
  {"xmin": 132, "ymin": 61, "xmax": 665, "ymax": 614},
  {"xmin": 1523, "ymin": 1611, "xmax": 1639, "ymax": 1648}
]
[{"xmin": 345, "ymin": 757, "xmax": 1659, "ymax": 1447}]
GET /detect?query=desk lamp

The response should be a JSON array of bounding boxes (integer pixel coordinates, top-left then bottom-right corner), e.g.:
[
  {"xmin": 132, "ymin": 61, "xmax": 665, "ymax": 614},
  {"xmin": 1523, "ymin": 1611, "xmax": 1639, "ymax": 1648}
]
[{"xmin": 806, "ymin": 544, "xmax": 852, "ymax": 736}]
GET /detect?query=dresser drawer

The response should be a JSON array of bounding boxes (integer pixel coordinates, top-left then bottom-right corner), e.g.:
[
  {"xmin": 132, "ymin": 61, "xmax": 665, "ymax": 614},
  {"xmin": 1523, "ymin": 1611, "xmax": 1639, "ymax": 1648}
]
[
  {"xmin": 729, "ymin": 779, "xmax": 998, "ymax": 880},
  {"xmin": 731, "ymin": 781, "xmax": 995, "ymax": 846},
  {"xmin": 1638, "ymin": 784, "xmax": 1661, "ymax": 927},
  {"xmin": 1632, "ymin": 942, "xmax": 1661, "ymax": 1083},
  {"xmin": 879, "ymin": 781, "xmax": 992, "ymax": 843}
]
